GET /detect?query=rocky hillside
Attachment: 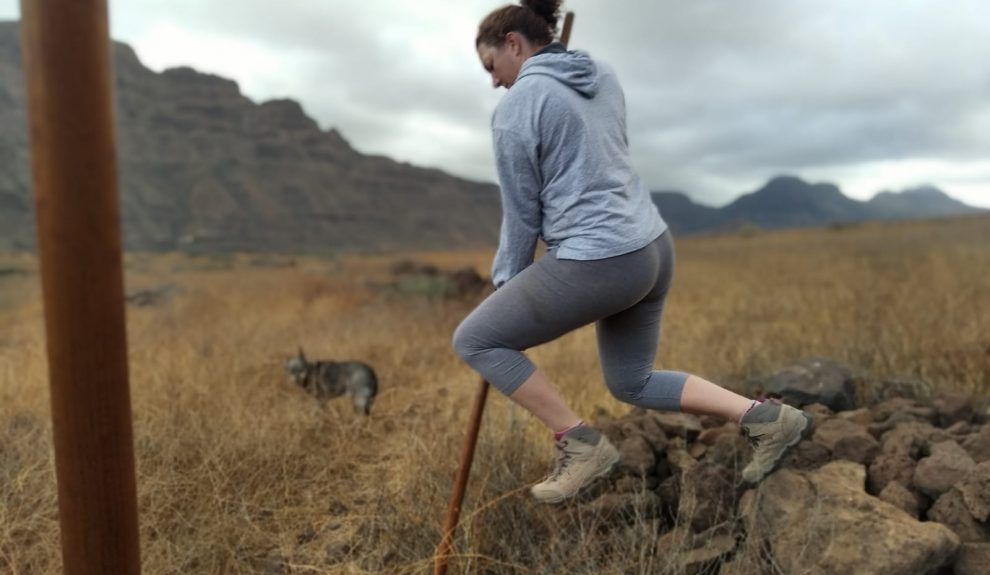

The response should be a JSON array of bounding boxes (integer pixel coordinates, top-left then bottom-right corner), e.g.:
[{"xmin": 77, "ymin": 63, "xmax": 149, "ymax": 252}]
[{"xmin": 0, "ymin": 21, "xmax": 500, "ymax": 253}]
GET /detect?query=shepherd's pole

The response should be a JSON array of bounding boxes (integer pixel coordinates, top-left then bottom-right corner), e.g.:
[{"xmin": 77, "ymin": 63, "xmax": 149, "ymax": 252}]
[
  {"xmin": 434, "ymin": 12, "xmax": 575, "ymax": 575},
  {"xmin": 19, "ymin": 1, "xmax": 142, "ymax": 574},
  {"xmin": 560, "ymin": 11, "xmax": 574, "ymax": 48},
  {"xmin": 434, "ymin": 377, "xmax": 490, "ymax": 575}
]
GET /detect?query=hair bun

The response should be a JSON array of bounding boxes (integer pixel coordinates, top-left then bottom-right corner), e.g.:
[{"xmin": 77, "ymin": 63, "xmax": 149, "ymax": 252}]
[{"xmin": 521, "ymin": 0, "xmax": 562, "ymax": 30}]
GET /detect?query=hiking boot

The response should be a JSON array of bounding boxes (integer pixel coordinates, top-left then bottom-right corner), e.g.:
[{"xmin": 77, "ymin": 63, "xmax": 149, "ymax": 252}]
[
  {"xmin": 740, "ymin": 400, "xmax": 814, "ymax": 483},
  {"xmin": 531, "ymin": 426, "xmax": 620, "ymax": 504}
]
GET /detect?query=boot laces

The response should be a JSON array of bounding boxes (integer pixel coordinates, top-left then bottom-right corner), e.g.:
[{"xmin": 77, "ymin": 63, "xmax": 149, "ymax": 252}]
[
  {"xmin": 740, "ymin": 426, "xmax": 764, "ymax": 448},
  {"xmin": 739, "ymin": 398, "xmax": 782, "ymax": 447},
  {"xmin": 548, "ymin": 440, "xmax": 576, "ymax": 480}
]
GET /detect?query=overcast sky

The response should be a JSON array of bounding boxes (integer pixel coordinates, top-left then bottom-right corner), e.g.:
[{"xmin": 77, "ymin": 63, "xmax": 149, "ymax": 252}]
[{"xmin": 3, "ymin": 0, "xmax": 989, "ymax": 207}]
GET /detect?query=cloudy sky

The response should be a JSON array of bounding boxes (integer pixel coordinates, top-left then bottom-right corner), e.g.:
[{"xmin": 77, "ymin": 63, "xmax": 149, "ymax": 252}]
[{"xmin": 3, "ymin": 0, "xmax": 989, "ymax": 207}]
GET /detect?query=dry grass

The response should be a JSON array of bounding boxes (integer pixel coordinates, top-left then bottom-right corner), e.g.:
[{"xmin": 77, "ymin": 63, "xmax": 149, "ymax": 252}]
[{"xmin": 0, "ymin": 214, "xmax": 987, "ymax": 574}]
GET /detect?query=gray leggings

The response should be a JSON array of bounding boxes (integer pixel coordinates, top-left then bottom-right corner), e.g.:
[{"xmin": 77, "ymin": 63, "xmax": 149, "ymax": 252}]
[{"xmin": 452, "ymin": 231, "xmax": 687, "ymax": 411}]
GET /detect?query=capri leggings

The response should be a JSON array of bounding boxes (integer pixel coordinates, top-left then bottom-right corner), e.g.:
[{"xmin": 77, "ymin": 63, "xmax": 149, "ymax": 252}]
[{"xmin": 452, "ymin": 230, "xmax": 688, "ymax": 411}]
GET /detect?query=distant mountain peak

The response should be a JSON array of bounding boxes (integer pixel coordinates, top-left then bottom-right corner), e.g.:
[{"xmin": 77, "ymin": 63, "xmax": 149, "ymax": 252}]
[
  {"xmin": 760, "ymin": 175, "xmax": 842, "ymax": 196},
  {"xmin": 719, "ymin": 175, "xmax": 859, "ymax": 229},
  {"xmin": 765, "ymin": 174, "xmax": 807, "ymax": 188},
  {"xmin": 866, "ymin": 185, "xmax": 981, "ymax": 219},
  {"xmin": 902, "ymin": 185, "xmax": 949, "ymax": 199},
  {"xmin": 160, "ymin": 65, "xmax": 242, "ymax": 95},
  {"xmin": 255, "ymin": 98, "xmax": 319, "ymax": 132},
  {"xmin": 871, "ymin": 185, "xmax": 952, "ymax": 202},
  {"xmin": 653, "ymin": 176, "xmax": 983, "ymax": 235}
]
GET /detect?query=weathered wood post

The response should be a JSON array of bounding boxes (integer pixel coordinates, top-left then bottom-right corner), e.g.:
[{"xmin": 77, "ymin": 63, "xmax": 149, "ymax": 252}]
[
  {"xmin": 19, "ymin": 0, "xmax": 143, "ymax": 573},
  {"xmin": 560, "ymin": 11, "xmax": 574, "ymax": 47},
  {"xmin": 434, "ymin": 377, "xmax": 490, "ymax": 575},
  {"xmin": 434, "ymin": 11, "xmax": 576, "ymax": 575}
]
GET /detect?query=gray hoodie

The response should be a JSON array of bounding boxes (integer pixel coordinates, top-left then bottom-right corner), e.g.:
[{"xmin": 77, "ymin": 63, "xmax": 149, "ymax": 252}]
[{"xmin": 490, "ymin": 43, "xmax": 667, "ymax": 288}]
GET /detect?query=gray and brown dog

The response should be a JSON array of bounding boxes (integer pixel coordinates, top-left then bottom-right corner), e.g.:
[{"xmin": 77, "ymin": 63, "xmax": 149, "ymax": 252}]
[{"xmin": 285, "ymin": 348, "xmax": 378, "ymax": 415}]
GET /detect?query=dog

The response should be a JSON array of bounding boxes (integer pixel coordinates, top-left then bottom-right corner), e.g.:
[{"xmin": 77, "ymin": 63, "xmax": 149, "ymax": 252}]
[{"xmin": 285, "ymin": 348, "xmax": 379, "ymax": 415}]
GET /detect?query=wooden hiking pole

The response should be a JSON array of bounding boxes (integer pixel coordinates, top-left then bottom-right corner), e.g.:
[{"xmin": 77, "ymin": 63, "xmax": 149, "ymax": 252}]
[
  {"xmin": 433, "ymin": 377, "xmax": 490, "ymax": 575},
  {"xmin": 19, "ymin": 1, "xmax": 143, "ymax": 574},
  {"xmin": 433, "ymin": 12, "xmax": 575, "ymax": 575},
  {"xmin": 560, "ymin": 11, "xmax": 575, "ymax": 48}
]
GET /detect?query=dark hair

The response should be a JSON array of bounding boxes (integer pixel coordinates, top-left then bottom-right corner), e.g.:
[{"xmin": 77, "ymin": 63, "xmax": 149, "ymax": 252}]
[{"xmin": 476, "ymin": 0, "xmax": 562, "ymax": 48}]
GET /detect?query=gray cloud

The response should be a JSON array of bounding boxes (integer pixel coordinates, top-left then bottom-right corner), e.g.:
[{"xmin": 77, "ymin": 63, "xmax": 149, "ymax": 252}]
[
  {"xmin": 569, "ymin": 0, "xmax": 990, "ymax": 204},
  {"xmin": 2, "ymin": 0, "xmax": 988, "ymax": 206}
]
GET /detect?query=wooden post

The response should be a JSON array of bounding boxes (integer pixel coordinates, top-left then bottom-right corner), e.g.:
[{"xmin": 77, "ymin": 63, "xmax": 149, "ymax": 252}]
[
  {"xmin": 19, "ymin": 1, "xmax": 143, "ymax": 574},
  {"xmin": 434, "ymin": 378, "xmax": 490, "ymax": 575},
  {"xmin": 434, "ymin": 13, "xmax": 577, "ymax": 575},
  {"xmin": 560, "ymin": 11, "xmax": 575, "ymax": 48}
]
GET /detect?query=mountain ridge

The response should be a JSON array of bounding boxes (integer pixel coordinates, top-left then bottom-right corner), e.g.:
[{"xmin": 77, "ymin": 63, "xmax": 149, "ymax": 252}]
[
  {"xmin": 652, "ymin": 176, "xmax": 984, "ymax": 235},
  {"xmin": 1, "ymin": 20, "xmax": 984, "ymax": 252},
  {"xmin": 0, "ymin": 20, "xmax": 502, "ymax": 253}
]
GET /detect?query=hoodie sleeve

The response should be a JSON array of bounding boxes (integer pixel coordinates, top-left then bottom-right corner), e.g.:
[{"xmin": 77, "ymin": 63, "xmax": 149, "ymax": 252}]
[{"xmin": 491, "ymin": 126, "xmax": 542, "ymax": 289}]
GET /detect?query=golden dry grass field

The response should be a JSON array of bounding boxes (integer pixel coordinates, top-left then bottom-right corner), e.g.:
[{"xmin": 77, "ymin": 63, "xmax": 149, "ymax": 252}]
[{"xmin": 1, "ymin": 214, "xmax": 988, "ymax": 574}]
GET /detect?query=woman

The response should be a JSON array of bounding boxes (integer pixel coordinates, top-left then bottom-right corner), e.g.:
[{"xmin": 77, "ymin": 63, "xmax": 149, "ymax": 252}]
[{"xmin": 454, "ymin": 0, "xmax": 812, "ymax": 504}]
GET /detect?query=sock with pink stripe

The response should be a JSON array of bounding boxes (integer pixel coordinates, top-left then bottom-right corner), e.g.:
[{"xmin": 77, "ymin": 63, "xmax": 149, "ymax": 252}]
[
  {"xmin": 739, "ymin": 400, "xmax": 762, "ymax": 424},
  {"xmin": 553, "ymin": 420, "xmax": 585, "ymax": 441}
]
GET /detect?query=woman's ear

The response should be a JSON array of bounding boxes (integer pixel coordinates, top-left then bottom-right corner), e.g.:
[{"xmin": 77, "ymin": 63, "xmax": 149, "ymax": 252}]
[{"xmin": 505, "ymin": 31, "xmax": 523, "ymax": 57}]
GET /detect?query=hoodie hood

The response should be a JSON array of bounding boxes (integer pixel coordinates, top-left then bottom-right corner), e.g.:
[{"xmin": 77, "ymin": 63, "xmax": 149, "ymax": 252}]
[{"xmin": 517, "ymin": 45, "xmax": 600, "ymax": 98}]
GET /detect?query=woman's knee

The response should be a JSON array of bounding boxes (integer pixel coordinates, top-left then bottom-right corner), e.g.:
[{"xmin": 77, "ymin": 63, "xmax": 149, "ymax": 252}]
[
  {"xmin": 602, "ymin": 362, "xmax": 653, "ymax": 403},
  {"xmin": 451, "ymin": 320, "xmax": 472, "ymax": 360},
  {"xmin": 452, "ymin": 317, "xmax": 488, "ymax": 362},
  {"xmin": 605, "ymin": 377, "xmax": 646, "ymax": 404},
  {"xmin": 605, "ymin": 370, "xmax": 688, "ymax": 409}
]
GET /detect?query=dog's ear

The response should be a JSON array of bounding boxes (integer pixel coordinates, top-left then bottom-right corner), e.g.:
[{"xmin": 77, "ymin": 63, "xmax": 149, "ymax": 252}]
[{"xmin": 298, "ymin": 347, "xmax": 307, "ymax": 363}]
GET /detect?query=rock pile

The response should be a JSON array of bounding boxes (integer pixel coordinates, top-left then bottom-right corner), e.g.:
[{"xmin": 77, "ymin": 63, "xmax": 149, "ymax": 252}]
[{"xmin": 582, "ymin": 358, "xmax": 990, "ymax": 575}]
